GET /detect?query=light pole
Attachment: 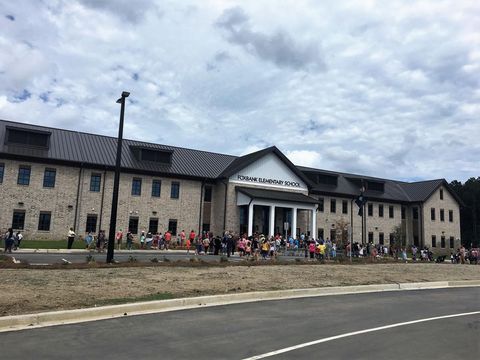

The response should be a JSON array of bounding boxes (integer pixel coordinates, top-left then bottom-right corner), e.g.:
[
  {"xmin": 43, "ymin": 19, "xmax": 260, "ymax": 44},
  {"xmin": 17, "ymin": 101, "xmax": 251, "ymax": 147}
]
[{"xmin": 107, "ymin": 91, "xmax": 130, "ymax": 263}]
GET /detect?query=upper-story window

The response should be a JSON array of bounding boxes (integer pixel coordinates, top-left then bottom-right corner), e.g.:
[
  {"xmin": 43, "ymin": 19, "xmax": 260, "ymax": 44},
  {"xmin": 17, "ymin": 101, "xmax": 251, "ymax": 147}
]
[
  {"xmin": 151, "ymin": 180, "xmax": 161, "ymax": 197},
  {"xmin": 431, "ymin": 208, "xmax": 436, "ymax": 221},
  {"xmin": 90, "ymin": 173, "xmax": 101, "ymax": 192},
  {"xmin": 318, "ymin": 198, "xmax": 324, "ymax": 212},
  {"xmin": 379, "ymin": 204, "xmax": 384, "ymax": 217},
  {"xmin": 449, "ymin": 210, "xmax": 453, "ymax": 222},
  {"xmin": 389, "ymin": 206, "xmax": 394, "ymax": 218},
  {"xmin": 0, "ymin": 163, "xmax": 4, "ymax": 183},
  {"xmin": 17, "ymin": 166, "xmax": 31, "ymax": 185},
  {"xmin": 367, "ymin": 203, "xmax": 373, "ymax": 217},
  {"xmin": 171, "ymin": 181, "xmax": 180, "ymax": 199},
  {"xmin": 132, "ymin": 178, "xmax": 142, "ymax": 196},
  {"xmin": 342, "ymin": 200, "xmax": 348, "ymax": 214},
  {"xmin": 43, "ymin": 168, "xmax": 56, "ymax": 188},
  {"xmin": 204, "ymin": 186, "xmax": 212, "ymax": 202},
  {"xmin": 412, "ymin": 207, "xmax": 419, "ymax": 220},
  {"xmin": 440, "ymin": 188, "xmax": 444, "ymax": 200},
  {"xmin": 440, "ymin": 209, "xmax": 445, "ymax": 222},
  {"xmin": 330, "ymin": 199, "xmax": 336, "ymax": 213}
]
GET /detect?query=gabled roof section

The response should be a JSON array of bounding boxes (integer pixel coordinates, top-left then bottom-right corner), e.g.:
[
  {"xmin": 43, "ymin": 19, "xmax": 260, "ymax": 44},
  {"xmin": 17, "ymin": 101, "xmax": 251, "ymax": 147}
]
[
  {"xmin": 219, "ymin": 146, "xmax": 312, "ymax": 187},
  {"xmin": 398, "ymin": 179, "xmax": 464, "ymax": 206}
]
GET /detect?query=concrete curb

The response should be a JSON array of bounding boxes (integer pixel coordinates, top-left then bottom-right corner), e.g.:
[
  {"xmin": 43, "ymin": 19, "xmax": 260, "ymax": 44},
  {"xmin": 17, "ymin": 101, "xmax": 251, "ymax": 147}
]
[{"xmin": 1, "ymin": 280, "xmax": 479, "ymax": 333}]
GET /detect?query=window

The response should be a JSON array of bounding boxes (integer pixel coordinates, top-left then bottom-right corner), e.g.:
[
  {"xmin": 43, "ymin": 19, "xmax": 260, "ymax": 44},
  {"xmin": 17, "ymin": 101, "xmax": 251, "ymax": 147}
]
[
  {"xmin": 379, "ymin": 232, "xmax": 384, "ymax": 245},
  {"xmin": 318, "ymin": 198, "xmax": 324, "ymax": 212},
  {"xmin": 90, "ymin": 173, "xmax": 101, "ymax": 192},
  {"xmin": 86, "ymin": 214, "xmax": 97, "ymax": 233},
  {"xmin": 330, "ymin": 229, "xmax": 336, "ymax": 242},
  {"xmin": 0, "ymin": 163, "xmax": 4, "ymax": 183},
  {"xmin": 440, "ymin": 188, "xmax": 444, "ymax": 200},
  {"xmin": 431, "ymin": 208, "xmax": 436, "ymax": 221},
  {"xmin": 43, "ymin": 168, "xmax": 56, "ymax": 188},
  {"xmin": 368, "ymin": 203, "xmax": 373, "ymax": 217},
  {"xmin": 17, "ymin": 166, "xmax": 31, "ymax": 185},
  {"xmin": 330, "ymin": 199, "xmax": 336, "ymax": 213},
  {"xmin": 204, "ymin": 186, "xmax": 212, "ymax": 202},
  {"xmin": 171, "ymin": 182, "xmax": 180, "ymax": 199},
  {"xmin": 432, "ymin": 235, "xmax": 436, "ymax": 248},
  {"xmin": 151, "ymin": 180, "xmax": 161, "ymax": 197},
  {"xmin": 168, "ymin": 219, "xmax": 177, "ymax": 235},
  {"xmin": 389, "ymin": 233, "xmax": 394, "ymax": 245},
  {"xmin": 440, "ymin": 209, "xmax": 445, "ymax": 222},
  {"xmin": 342, "ymin": 200, "xmax": 348, "ymax": 214},
  {"xmin": 413, "ymin": 207, "xmax": 419, "ymax": 220},
  {"xmin": 12, "ymin": 210, "xmax": 25, "ymax": 230},
  {"xmin": 318, "ymin": 228, "xmax": 324, "ymax": 240},
  {"xmin": 449, "ymin": 237, "xmax": 454, "ymax": 249},
  {"xmin": 401, "ymin": 207, "xmax": 406, "ymax": 220},
  {"xmin": 449, "ymin": 210, "xmax": 453, "ymax": 222},
  {"xmin": 389, "ymin": 206, "xmax": 394, "ymax": 218},
  {"xmin": 139, "ymin": 148, "xmax": 172, "ymax": 164},
  {"xmin": 149, "ymin": 218, "xmax": 159, "ymax": 234},
  {"xmin": 441, "ymin": 236, "xmax": 446, "ymax": 248},
  {"xmin": 202, "ymin": 223, "xmax": 211, "ymax": 232},
  {"xmin": 379, "ymin": 204, "xmax": 384, "ymax": 217},
  {"xmin": 132, "ymin": 178, "xmax": 142, "ymax": 196},
  {"xmin": 128, "ymin": 217, "xmax": 139, "ymax": 234},
  {"xmin": 368, "ymin": 232, "xmax": 373, "ymax": 243},
  {"xmin": 38, "ymin": 212, "xmax": 51, "ymax": 231}
]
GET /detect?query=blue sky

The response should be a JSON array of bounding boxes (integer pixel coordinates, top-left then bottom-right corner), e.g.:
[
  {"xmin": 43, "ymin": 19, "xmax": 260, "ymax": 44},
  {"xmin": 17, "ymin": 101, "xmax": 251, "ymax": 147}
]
[{"xmin": 0, "ymin": 0, "xmax": 479, "ymax": 182}]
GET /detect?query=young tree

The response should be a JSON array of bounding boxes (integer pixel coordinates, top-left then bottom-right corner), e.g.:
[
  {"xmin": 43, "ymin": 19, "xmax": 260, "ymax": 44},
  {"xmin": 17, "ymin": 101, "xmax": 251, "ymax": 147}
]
[
  {"xmin": 334, "ymin": 218, "xmax": 350, "ymax": 250},
  {"xmin": 391, "ymin": 224, "xmax": 406, "ymax": 250}
]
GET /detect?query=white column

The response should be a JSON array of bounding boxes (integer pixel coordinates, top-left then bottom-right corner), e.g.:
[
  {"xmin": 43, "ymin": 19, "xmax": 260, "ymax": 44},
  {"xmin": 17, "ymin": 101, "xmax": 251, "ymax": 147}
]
[
  {"xmin": 311, "ymin": 207, "xmax": 317, "ymax": 240},
  {"xmin": 292, "ymin": 207, "xmax": 298, "ymax": 238},
  {"xmin": 269, "ymin": 205, "xmax": 275, "ymax": 237},
  {"xmin": 248, "ymin": 202, "xmax": 254, "ymax": 237}
]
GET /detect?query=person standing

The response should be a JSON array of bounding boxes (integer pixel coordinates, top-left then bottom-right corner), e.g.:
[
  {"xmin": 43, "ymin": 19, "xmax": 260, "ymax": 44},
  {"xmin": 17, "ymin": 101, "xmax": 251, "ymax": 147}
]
[
  {"xmin": 67, "ymin": 227, "xmax": 75, "ymax": 249},
  {"xmin": 126, "ymin": 231, "xmax": 134, "ymax": 250},
  {"xmin": 4, "ymin": 228, "xmax": 14, "ymax": 253},
  {"xmin": 180, "ymin": 230, "xmax": 186, "ymax": 247},
  {"xmin": 116, "ymin": 229, "xmax": 123, "ymax": 250}
]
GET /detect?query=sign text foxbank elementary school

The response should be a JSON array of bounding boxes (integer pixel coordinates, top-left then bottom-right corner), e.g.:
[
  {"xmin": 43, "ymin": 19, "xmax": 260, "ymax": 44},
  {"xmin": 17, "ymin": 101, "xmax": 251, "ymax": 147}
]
[
  {"xmin": 237, "ymin": 175, "xmax": 301, "ymax": 188},
  {"xmin": 0, "ymin": 119, "xmax": 461, "ymax": 253}
]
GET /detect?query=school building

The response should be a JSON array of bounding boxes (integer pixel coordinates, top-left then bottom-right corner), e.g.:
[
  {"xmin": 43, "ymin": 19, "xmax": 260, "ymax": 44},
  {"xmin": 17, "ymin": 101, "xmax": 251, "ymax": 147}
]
[{"xmin": 0, "ymin": 119, "xmax": 462, "ymax": 253}]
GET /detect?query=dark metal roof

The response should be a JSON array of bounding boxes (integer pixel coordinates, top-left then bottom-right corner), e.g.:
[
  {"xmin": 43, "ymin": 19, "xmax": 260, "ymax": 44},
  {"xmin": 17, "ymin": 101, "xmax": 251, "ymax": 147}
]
[
  {"xmin": 236, "ymin": 186, "xmax": 319, "ymax": 204},
  {"xmin": 0, "ymin": 119, "xmax": 236, "ymax": 179}
]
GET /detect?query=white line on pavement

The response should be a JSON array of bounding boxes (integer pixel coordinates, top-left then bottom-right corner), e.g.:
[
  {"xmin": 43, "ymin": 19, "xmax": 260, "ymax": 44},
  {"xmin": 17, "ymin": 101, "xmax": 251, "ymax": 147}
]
[{"xmin": 242, "ymin": 311, "xmax": 480, "ymax": 360}]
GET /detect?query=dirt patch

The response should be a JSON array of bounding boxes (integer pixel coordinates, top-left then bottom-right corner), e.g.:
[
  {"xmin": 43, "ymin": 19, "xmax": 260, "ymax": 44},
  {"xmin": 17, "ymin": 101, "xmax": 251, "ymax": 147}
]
[{"xmin": 1, "ymin": 263, "xmax": 478, "ymax": 316}]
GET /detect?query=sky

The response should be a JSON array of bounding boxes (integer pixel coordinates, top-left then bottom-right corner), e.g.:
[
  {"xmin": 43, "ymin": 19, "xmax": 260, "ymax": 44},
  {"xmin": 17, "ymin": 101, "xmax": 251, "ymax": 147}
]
[{"xmin": 0, "ymin": 0, "xmax": 479, "ymax": 182}]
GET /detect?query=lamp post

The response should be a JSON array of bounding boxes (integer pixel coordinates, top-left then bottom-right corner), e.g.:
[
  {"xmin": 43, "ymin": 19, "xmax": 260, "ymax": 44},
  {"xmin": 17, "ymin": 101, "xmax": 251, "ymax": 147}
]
[{"xmin": 106, "ymin": 91, "xmax": 130, "ymax": 263}]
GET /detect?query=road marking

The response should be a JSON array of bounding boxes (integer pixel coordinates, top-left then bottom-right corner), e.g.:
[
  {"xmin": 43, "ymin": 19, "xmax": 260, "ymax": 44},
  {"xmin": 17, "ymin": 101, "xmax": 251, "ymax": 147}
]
[{"xmin": 243, "ymin": 311, "xmax": 480, "ymax": 359}]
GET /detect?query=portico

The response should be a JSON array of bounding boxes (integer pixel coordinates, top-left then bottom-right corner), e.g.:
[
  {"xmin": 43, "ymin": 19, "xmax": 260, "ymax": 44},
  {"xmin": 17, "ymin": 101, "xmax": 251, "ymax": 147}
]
[{"xmin": 236, "ymin": 187, "xmax": 318, "ymax": 238}]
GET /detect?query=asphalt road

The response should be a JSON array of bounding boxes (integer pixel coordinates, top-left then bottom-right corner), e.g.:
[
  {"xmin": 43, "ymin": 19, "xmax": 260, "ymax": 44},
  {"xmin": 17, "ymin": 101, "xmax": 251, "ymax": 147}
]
[{"xmin": 1, "ymin": 287, "xmax": 478, "ymax": 359}]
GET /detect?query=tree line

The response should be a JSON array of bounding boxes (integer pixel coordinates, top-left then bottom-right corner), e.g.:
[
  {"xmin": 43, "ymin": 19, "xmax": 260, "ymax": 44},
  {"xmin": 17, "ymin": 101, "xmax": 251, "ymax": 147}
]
[{"xmin": 450, "ymin": 177, "xmax": 480, "ymax": 247}]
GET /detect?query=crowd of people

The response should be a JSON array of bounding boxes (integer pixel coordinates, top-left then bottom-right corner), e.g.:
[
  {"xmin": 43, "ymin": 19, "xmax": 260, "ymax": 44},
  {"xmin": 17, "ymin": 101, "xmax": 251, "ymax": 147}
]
[{"xmin": 3, "ymin": 226, "xmax": 479, "ymax": 265}]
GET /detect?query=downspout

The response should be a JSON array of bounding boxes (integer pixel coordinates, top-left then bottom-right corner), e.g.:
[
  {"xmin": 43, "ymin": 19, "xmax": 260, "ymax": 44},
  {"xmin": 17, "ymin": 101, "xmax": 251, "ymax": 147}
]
[
  {"xmin": 73, "ymin": 164, "xmax": 83, "ymax": 233},
  {"xmin": 98, "ymin": 168, "xmax": 107, "ymax": 232},
  {"xmin": 222, "ymin": 179, "xmax": 228, "ymax": 232},
  {"xmin": 198, "ymin": 180, "xmax": 205, "ymax": 235}
]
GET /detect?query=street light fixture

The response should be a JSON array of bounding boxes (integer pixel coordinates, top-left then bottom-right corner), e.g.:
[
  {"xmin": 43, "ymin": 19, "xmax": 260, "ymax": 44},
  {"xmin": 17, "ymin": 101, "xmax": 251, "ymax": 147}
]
[{"xmin": 107, "ymin": 91, "xmax": 130, "ymax": 263}]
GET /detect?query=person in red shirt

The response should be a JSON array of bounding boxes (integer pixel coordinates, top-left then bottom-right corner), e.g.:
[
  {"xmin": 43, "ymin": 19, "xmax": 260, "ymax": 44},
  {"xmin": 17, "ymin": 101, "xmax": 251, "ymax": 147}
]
[
  {"xmin": 164, "ymin": 231, "xmax": 172, "ymax": 250},
  {"xmin": 180, "ymin": 230, "xmax": 186, "ymax": 247},
  {"xmin": 115, "ymin": 229, "xmax": 123, "ymax": 250}
]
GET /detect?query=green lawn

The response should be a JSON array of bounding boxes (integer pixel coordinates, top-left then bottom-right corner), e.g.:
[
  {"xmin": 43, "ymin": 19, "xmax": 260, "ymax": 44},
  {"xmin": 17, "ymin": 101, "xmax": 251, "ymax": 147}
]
[{"xmin": 21, "ymin": 240, "xmax": 86, "ymax": 249}]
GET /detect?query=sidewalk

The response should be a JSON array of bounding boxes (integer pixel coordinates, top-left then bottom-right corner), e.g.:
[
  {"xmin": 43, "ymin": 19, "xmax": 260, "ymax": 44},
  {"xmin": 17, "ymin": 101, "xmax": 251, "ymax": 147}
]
[{"xmin": 12, "ymin": 248, "xmax": 191, "ymax": 254}]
